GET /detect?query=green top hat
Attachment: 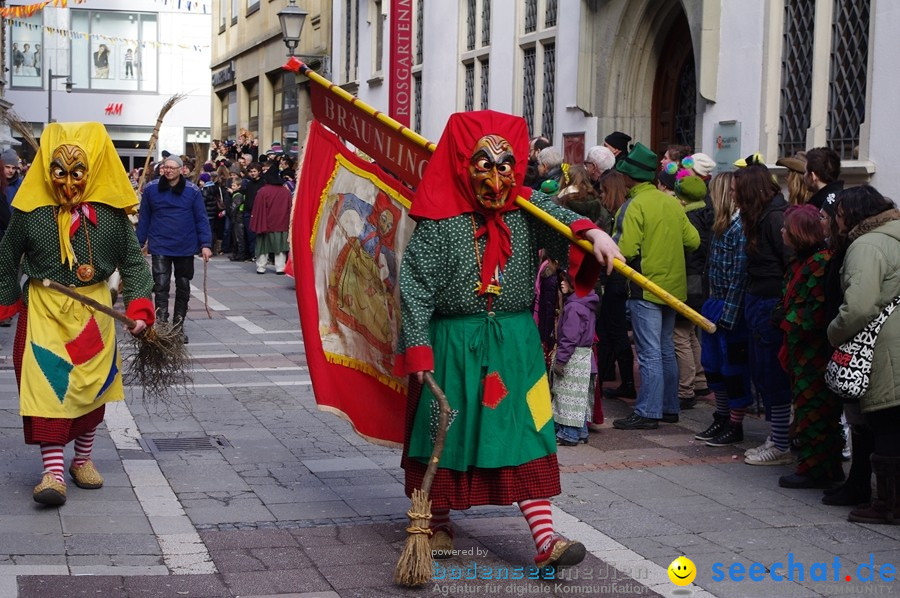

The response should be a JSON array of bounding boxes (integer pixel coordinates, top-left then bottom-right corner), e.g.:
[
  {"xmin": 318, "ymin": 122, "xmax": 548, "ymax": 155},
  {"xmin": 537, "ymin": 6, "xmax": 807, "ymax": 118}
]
[{"xmin": 616, "ymin": 142, "xmax": 658, "ymax": 182}]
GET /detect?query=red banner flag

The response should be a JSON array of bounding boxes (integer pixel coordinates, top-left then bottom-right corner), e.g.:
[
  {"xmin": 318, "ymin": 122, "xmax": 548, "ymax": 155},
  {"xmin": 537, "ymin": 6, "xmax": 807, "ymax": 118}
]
[
  {"xmin": 309, "ymin": 83, "xmax": 430, "ymax": 189},
  {"xmin": 292, "ymin": 121, "xmax": 414, "ymax": 445}
]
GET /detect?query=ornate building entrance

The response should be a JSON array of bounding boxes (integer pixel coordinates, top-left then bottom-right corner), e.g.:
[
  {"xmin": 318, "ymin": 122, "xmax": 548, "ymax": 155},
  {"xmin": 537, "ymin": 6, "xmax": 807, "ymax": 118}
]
[{"xmin": 651, "ymin": 10, "xmax": 697, "ymax": 154}]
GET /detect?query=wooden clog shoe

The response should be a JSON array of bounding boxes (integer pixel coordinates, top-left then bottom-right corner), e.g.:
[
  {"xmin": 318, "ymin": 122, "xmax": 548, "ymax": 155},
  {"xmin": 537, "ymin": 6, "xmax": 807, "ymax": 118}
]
[
  {"xmin": 33, "ymin": 473, "xmax": 67, "ymax": 506},
  {"xmin": 69, "ymin": 460, "xmax": 104, "ymax": 489}
]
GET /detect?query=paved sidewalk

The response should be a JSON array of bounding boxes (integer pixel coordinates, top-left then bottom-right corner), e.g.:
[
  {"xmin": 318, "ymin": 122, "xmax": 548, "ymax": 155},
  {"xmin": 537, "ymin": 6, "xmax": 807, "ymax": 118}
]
[{"xmin": 0, "ymin": 256, "xmax": 897, "ymax": 597}]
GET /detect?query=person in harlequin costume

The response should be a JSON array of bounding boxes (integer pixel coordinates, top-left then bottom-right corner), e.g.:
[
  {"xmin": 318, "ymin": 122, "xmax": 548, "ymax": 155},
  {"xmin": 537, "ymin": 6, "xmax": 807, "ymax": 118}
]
[
  {"xmin": 0, "ymin": 122, "xmax": 154, "ymax": 506},
  {"xmin": 395, "ymin": 111, "xmax": 622, "ymax": 571},
  {"xmin": 778, "ymin": 204, "xmax": 844, "ymax": 488}
]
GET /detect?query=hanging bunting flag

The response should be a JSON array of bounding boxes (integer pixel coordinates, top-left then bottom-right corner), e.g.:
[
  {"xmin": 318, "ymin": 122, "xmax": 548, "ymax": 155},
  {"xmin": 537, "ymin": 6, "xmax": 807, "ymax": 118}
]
[
  {"xmin": 153, "ymin": 0, "xmax": 210, "ymax": 13},
  {"xmin": 0, "ymin": 0, "xmax": 86, "ymax": 18},
  {"xmin": 1, "ymin": 0, "xmax": 209, "ymax": 18},
  {"xmin": 6, "ymin": 19, "xmax": 211, "ymax": 51}
]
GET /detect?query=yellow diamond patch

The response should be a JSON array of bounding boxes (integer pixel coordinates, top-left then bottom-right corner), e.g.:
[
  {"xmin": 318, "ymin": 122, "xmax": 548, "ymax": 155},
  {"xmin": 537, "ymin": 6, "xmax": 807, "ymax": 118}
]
[{"xmin": 526, "ymin": 373, "xmax": 552, "ymax": 431}]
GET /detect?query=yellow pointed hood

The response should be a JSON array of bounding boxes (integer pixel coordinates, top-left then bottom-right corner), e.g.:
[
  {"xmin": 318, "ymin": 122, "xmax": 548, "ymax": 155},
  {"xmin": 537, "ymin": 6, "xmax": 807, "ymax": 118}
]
[{"xmin": 13, "ymin": 121, "xmax": 137, "ymax": 213}]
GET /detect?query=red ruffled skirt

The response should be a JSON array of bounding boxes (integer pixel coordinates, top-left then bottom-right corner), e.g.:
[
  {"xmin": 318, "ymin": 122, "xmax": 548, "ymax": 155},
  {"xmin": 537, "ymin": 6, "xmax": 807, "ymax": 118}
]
[{"xmin": 401, "ymin": 377, "xmax": 561, "ymax": 511}]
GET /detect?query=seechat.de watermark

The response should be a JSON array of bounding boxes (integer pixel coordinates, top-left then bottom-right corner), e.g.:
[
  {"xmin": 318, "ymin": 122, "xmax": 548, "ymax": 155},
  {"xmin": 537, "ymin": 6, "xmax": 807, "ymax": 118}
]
[{"xmin": 711, "ymin": 553, "xmax": 895, "ymax": 585}]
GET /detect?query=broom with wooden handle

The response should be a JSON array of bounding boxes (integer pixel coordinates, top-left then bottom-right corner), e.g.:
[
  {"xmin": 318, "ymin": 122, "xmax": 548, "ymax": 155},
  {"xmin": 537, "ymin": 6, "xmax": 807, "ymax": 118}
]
[
  {"xmin": 42, "ymin": 279, "xmax": 191, "ymax": 402},
  {"xmin": 395, "ymin": 371, "xmax": 452, "ymax": 587},
  {"xmin": 139, "ymin": 93, "xmax": 186, "ymax": 192}
]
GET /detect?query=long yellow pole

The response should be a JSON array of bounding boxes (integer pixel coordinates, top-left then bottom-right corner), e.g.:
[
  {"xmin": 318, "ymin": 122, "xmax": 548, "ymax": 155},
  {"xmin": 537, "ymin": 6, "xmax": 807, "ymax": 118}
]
[{"xmin": 296, "ymin": 62, "xmax": 716, "ymax": 333}]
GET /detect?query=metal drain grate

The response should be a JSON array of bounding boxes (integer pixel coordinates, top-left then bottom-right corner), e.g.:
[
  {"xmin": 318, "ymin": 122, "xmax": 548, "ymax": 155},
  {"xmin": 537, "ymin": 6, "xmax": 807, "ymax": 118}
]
[{"xmin": 141, "ymin": 436, "xmax": 231, "ymax": 454}]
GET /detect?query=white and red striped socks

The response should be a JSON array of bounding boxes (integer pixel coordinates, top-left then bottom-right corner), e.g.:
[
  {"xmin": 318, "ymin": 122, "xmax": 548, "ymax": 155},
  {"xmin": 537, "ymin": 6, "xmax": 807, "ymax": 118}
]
[
  {"xmin": 518, "ymin": 498, "xmax": 555, "ymax": 552},
  {"xmin": 72, "ymin": 427, "xmax": 96, "ymax": 468},
  {"xmin": 39, "ymin": 444, "xmax": 65, "ymax": 483}
]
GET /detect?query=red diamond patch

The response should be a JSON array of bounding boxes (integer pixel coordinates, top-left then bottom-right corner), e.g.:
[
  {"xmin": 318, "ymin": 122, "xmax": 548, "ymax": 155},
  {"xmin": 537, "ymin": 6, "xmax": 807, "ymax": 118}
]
[
  {"xmin": 65, "ymin": 316, "xmax": 104, "ymax": 365},
  {"xmin": 481, "ymin": 372, "xmax": 508, "ymax": 409}
]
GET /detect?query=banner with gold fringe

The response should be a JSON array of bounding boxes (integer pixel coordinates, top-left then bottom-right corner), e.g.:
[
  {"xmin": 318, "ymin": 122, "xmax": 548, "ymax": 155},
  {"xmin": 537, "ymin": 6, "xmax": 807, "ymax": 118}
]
[{"xmin": 292, "ymin": 120, "xmax": 414, "ymax": 446}]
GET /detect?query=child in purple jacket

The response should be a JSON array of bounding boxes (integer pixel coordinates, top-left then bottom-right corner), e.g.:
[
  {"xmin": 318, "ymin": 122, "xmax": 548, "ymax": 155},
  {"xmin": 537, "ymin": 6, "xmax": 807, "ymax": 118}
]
[{"xmin": 552, "ymin": 270, "xmax": 600, "ymax": 445}]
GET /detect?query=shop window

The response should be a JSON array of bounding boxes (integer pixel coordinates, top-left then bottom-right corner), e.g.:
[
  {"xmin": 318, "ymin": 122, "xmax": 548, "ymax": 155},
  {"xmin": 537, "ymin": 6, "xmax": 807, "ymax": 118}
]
[
  {"xmin": 272, "ymin": 73, "xmax": 298, "ymax": 147},
  {"xmin": 247, "ymin": 79, "xmax": 259, "ymax": 138},
  {"xmin": 70, "ymin": 10, "xmax": 157, "ymax": 92},
  {"xmin": 9, "ymin": 13, "xmax": 43, "ymax": 89},
  {"xmin": 220, "ymin": 88, "xmax": 237, "ymax": 139}
]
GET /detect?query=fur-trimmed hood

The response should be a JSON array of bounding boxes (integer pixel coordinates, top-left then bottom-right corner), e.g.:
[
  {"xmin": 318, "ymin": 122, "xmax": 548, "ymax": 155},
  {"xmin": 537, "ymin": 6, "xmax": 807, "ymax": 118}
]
[{"xmin": 848, "ymin": 208, "xmax": 900, "ymax": 242}]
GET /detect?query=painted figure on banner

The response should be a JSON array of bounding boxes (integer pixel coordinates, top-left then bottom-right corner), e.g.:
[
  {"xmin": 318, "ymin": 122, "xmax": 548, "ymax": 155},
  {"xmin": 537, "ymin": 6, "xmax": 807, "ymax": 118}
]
[{"xmin": 315, "ymin": 164, "xmax": 412, "ymax": 379}]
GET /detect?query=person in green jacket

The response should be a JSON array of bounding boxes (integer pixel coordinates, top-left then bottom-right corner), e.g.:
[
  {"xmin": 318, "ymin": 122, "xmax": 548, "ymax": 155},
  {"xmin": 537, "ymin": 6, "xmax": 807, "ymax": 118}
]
[
  {"xmin": 610, "ymin": 143, "xmax": 700, "ymax": 430},
  {"xmin": 827, "ymin": 185, "xmax": 900, "ymax": 524}
]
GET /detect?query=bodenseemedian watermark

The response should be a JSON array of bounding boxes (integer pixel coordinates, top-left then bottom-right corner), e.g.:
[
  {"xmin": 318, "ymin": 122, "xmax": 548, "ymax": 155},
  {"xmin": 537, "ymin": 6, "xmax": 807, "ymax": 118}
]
[{"xmin": 431, "ymin": 561, "xmax": 650, "ymax": 595}]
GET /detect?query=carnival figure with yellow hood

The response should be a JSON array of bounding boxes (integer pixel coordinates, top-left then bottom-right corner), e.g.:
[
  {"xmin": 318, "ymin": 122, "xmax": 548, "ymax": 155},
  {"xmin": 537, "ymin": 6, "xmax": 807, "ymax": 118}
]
[
  {"xmin": 0, "ymin": 122, "xmax": 154, "ymax": 506},
  {"xmin": 395, "ymin": 111, "xmax": 622, "ymax": 571}
]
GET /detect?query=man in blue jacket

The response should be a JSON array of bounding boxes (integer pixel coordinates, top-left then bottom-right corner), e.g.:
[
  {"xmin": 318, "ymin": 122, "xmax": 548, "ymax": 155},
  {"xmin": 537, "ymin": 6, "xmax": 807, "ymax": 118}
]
[
  {"xmin": 136, "ymin": 155, "xmax": 212, "ymax": 343},
  {"xmin": 2, "ymin": 148, "xmax": 23, "ymax": 206}
]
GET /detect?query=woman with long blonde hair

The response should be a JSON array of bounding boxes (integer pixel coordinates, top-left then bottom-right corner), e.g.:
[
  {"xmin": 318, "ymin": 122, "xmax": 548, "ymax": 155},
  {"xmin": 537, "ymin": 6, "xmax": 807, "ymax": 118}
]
[{"xmin": 695, "ymin": 172, "xmax": 753, "ymax": 447}]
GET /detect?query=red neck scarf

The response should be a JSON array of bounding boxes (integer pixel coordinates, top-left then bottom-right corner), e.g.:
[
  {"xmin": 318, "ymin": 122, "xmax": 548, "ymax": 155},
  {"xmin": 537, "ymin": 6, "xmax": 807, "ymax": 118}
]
[{"xmin": 409, "ymin": 111, "xmax": 531, "ymax": 294}]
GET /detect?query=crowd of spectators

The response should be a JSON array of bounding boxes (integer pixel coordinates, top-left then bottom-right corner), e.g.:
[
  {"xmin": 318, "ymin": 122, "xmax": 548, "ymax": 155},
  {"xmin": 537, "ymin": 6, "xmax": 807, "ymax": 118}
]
[
  {"xmin": 527, "ymin": 131, "xmax": 900, "ymax": 526},
  {"xmin": 121, "ymin": 129, "xmax": 297, "ymax": 272}
]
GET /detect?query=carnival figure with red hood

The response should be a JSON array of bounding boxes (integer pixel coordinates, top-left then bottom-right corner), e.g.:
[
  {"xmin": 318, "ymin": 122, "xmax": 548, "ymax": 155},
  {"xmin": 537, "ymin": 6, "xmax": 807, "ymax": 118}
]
[{"xmin": 395, "ymin": 111, "xmax": 622, "ymax": 571}]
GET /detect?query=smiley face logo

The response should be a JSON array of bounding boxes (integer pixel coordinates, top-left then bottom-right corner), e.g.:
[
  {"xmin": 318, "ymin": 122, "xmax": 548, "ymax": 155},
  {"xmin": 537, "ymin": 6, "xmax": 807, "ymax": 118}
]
[{"xmin": 668, "ymin": 556, "xmax": 696, "ymax": 586}]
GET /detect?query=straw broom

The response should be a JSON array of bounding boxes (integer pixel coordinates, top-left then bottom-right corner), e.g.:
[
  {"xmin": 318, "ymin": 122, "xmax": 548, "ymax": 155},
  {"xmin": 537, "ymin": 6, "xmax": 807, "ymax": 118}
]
[
  {"xmin": 5, "ymin": 110, "xmax": 39, "ymax": 154},
  {"xmin": 395, "ymin": 372, "xmax": 452, "ymax": 587},
  {"xmin": 191, "ymin": 141, "xmax": 204, "ymax": 184},
  {"xmin": 139, "ymin": 93, "xmax": 186, "ymax": 192},
  {"xmin": 42, "ymin": 279, "xmax": 191, "ymax": 404}
]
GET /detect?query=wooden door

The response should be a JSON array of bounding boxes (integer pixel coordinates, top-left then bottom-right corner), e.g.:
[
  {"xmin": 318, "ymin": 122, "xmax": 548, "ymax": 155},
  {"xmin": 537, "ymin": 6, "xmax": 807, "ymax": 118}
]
[{"xmin": 651, "ymin": 11, "xmax": 696, "ymax": 155}]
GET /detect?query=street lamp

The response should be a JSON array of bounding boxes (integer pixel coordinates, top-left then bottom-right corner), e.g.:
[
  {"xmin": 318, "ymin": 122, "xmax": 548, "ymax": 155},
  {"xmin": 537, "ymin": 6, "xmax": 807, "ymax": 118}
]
[
  {"xmin": 278, "ymin": 0, "xmax": 308, "ymax": 57},
  {"xmin": 48, "ymin": 68, "xmax": 75, "ymax": 124}
]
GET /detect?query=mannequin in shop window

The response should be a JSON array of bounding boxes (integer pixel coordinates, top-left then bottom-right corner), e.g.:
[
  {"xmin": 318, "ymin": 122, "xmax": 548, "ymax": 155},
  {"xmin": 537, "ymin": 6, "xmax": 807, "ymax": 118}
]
[
  {"xmin": 33, "ymin": 44, "xmax": 41, "ymax": 77},
  {"xmin": 124, "ymin": 48, "xmax": 134, "ymax": 78},
  {"xmin": 93, "ymin": 45, "xmax": 110, "ymax": 79}
]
